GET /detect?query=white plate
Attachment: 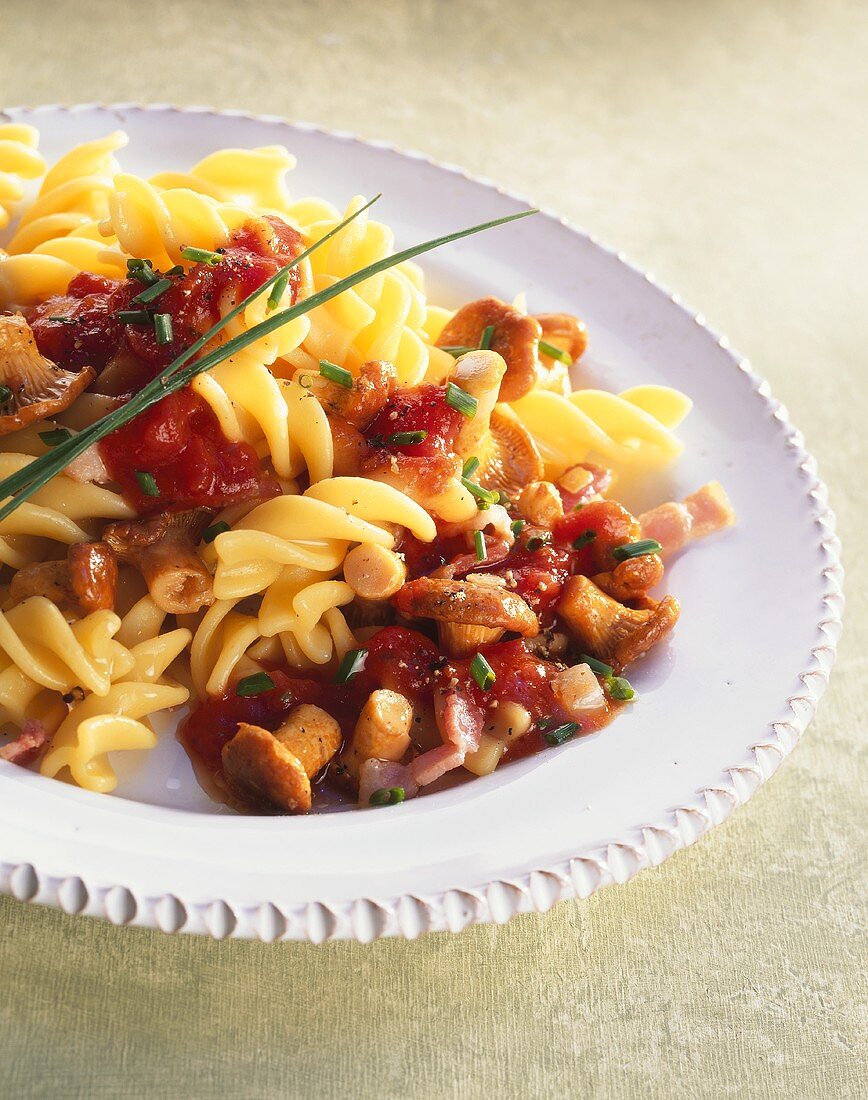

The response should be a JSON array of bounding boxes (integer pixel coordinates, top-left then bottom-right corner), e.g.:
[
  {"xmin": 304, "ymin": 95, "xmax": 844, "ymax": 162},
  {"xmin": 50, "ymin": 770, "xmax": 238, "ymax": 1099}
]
[{"xmin": 0, "ymin": 104, "xmax": 842, "ymax": 941}]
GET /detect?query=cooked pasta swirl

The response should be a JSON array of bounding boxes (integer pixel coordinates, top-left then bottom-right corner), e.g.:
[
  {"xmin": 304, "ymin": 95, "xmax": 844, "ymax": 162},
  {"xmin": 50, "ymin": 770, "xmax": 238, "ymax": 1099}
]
[
  {"xmin": 0, "ymin": 124, "xmax": 45, "ymax": 229},
  {"xmin": 0, "ymin": 131, "xmax": 128, "ymax": 306}
]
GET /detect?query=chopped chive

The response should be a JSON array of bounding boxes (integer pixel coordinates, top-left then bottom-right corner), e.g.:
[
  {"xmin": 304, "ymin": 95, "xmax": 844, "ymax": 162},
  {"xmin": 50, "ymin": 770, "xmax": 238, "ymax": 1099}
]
[
  {"xmin": 180, "ymin": 246, "xmax": 223, "ymax": 265},
  {"xmin": 117, "ymin": 310, "xmax": 153, "ymax": 325},
  {"xmin": 267, "ymin": 269, "xmax": 290, "ymax": 311},
  {"xmin": 336, "ymin": 648, "xmax": 367, "ymax": 683},
  {"xmin": 202, "ymin": 520, "xmax": 230, "ymax": 544},
  {"xmin": 461, "ymin": 477, "xmax": 499, "ymax": 507},
  {"xmin": 131, "ymin": 278, "xmax": 173, "ymax": 305},
  {"xmin": 462, "ymin": 456, "xmax": 480, "ymax": 479},
  {"xmin": 474, "ymin": 529, "xmax": 486, "ymax": 562},
  {"xmin": 297, "ymin": 373, "xmax": 312, "ymax": 389},
  {"xmin": 572, "ymin": 530, "xmax": 597, "ymax": 550},
  {"xmin": 134, "ymin": 470, "xmax": 160, "ymax": 497},
  {"xmin": 525, "ymin": 532, "xmax": 551, "ymax": 552},
  {"xmin": 470, "ymin": 652, "xmax": 496, "ymax": 691},
  {"xmin": 0, "ymin": 386, "xmax": 11, "ymax": 404},
  {"xmin": 510, "ymin": 519, "xmax": 525, "ymax": 537},
  {"xmin": 369, "ymin": 787, "xmax": 404, "ymax": 806},
  {"xmin": 612, "ymin": 539, "xmax": 663, "ymax": 562},
  {"xmin": 165, "ymin": 265, "xmax": 184, "ymax": 277},
  {"xmin": 386, "ymin": 430, "xmax": 428, "ymax": 446},
  {"xmin": 154, "ymin": 313, "xmax": 174, "ymax": 346},
  {"xmin": 38, "ymin": 428, "xmax": 72, "ymax": 447},
  {"xmin": 479, "ymin": 324, "xmax": 495, "ymax": 350},
  {"xmin": 580, "ymin": 654, "xmax": 614, "ymax": 677},
  {"xmin": 606, "ymin": 676, "xmax": 636, "ymax": 701},
  {"xmin": 539, "ymin": 339, "xmax": 572, "ymax": 365},
  {"xmin": 319, "ymin": 360, "xmax": 353, "ymax": 388},
  {"xmin": 47, "ymin": 315, "xmax": 76, "ymax": 324},
  {"xmin": 127, "ymin": 260, "xmax": 160, "ymax": 287},
  {"xmin": 445, "ymin": 382, "xmax": 478, "ymax": 418},
  {"xmin": 440, "ymin": 345, "xmax": 476, "ymax": 357},
  {"xmin": 544, "ymin": 721, "xmax": 579, "ymax": 746},
  {"xmin": 235, "ymin": 672, "xmax": 275, "ymax": 697}
]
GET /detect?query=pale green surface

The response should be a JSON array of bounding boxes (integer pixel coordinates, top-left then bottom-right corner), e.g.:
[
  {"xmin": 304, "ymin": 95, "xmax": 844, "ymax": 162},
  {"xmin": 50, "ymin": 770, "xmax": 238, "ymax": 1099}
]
[{"xmin": 0, "ymin": 2, "xmax": 866, "ymax": 1096}]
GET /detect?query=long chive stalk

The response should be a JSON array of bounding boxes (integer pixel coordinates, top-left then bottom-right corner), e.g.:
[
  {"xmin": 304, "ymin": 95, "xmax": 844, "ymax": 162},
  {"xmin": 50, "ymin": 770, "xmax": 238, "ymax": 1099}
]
[{"xmin": 0, "ymin": 204, "xmax": 537, "ymax": 522}]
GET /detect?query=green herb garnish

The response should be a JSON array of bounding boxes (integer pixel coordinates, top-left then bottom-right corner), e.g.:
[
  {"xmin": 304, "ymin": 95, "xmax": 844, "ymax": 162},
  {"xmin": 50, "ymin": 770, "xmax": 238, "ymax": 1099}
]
[
  {"xmin": 202, "ymin": 521, "xmax": 230, "ymax": 544},
  {"xmin": 236, "ymin": 672, "xmax": 276, "ymax": 697},
  {"xmin": 154, "ymin": 313, "xmax": 174, "ymax": 346},
  {"xmin": 319, "ymin": 360, "xmax": 353, "ymax": 388},
  {"xmin": 580, "ymin": 654, "xmax": 614, "ymax": 677},
  {"xmin": 474, "ymin": 529, "xmax": 486, "ymax": 561},
  {"xmin": 336, "ymin": 648, "xmax": 367, "ymax": 683},
  {"xmin": 539, "ymin": 339, "xmax": 571, "ymax": 365},
  {"xmin": 572, "ymin": 530, "xmax": 597, "ymax": 550},
  {"xmin": 134, "ymin": 470, "xmax": 160, "ymax": 497},
  {"xmin": 180, "ymin": 246, "xmax": 223, "ymax": 265},
  {"xmin": 445, "ymin": 382, "xmax": 478, "ymax": 418},
  {"xmin": 612, "ymin": 539, "xmax": 663, "ymax": 561},
  {"xmin": 470, "ymin": 653, "xmax": 496, "ymax": 691},
  {"xmin": 131, "ymin": 278, "xmax": 173, "ymax": 305},
  {"xmin": 544, "ymin": 722, "xmax": 579, "ymax": 746},
  {"xmin": 38, "ymin": 428, "xmax": 72, "ymax": 447},
  {"xmin": 479, "ymin": 324, "xmax": 495, "ymax": 350}
]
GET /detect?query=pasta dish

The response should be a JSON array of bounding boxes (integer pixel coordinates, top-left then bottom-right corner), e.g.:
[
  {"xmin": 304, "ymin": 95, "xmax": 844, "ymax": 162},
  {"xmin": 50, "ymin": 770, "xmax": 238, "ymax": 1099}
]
[{"xmin": 0, "ymin": 125, "xmax": 734, "ymax": 812}]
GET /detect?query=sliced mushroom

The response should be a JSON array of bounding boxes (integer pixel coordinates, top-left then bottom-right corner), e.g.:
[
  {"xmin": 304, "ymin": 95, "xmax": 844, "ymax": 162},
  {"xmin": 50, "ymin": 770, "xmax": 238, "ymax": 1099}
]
[
  {"xmin": 0, "ymin": 314, "xmax": 95, "ymax": 434},
  {"xmin": 592, "ymin": 553, "xmax": 664, "ymax": 603},
  {"xmin": 517, "ymin": 480, "xmax": 564, "ymax": 527},
  {"xmin": 395, "ymin": 575, "xmax": 539, "ymax": 657},
  {"xmin": 10, "ymin": 540, "xmax": 118, "ymax": 614},
  {"xmin": 103, "ymin": 510, "xmax": 214, "ymax": 615},
  {"xmin": 475, "ymin": 407, "xmax": 544, "ymax": 498},
  {"xmin": 449, "ymin": 349, "xmax": 507, "ymax": 456},
  {"xmin": 307, "ymin": 359, "xmax": 396, "ymax": 430},
  {"xmin": 556, "ymin": 575, "xmax": 680, "ymax": 672},
  {"xmin": 222, "ymin": 704, "xmax": 342, "ymax": 813},
  {"xmin": 437, "ymin": 297, "xmax": 541, "ymax": 402}
]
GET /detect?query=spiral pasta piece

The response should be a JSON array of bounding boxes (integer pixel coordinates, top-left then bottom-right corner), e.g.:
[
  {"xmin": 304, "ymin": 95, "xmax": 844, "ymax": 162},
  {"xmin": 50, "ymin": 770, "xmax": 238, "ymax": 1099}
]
[
  {"xmin": 100, "ymin": 172, "xmax": 251, "ymax": 270},
  {"xmin": 0, "ymin": 132, "xmax": 129, "ymax": 307},
  {"xmin": 0, "ymin": 451, "xmax": 134, "ymax": 569},
  {"xmin": 281, "ymin": 197, "xmax": 444, "ymax": 385},
  {"xmin": 0, "ymin": 124, "xmax": 45, "ymax": 230},
  {"xmin": 150, "ymin": 145, "xmax": 297, "ymax": 212},
  {"xmin": 508, "ymin": 385, "xmax": 692, "ymax": 476}
]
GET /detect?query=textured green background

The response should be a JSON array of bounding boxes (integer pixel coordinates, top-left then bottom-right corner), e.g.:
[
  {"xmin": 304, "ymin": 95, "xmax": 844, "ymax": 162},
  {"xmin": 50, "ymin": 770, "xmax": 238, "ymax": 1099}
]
[{"xmin": 1, "ymin": 2, "xmax": 865, "ymax": 1097}]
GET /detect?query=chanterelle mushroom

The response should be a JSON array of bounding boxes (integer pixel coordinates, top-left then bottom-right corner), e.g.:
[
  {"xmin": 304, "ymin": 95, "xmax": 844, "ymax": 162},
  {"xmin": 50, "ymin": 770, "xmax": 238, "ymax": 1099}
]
[
  {"xmin": 306, "ymin": 359, "xmax": 396, "ymax": 430},
  {"xmin": 10, "ymin": 540, "xmax": 118, "ymax": 614},
  {"xmin": 395, "ymin": 575, "xmax": 539, "ymax": 657},
  {"xmin": 556, "ymin": 575, "xmax": 680, "ymax": 672},
  {"xmin": 103, "ymin": 510, "xmax": 214, "ymax": 614},
  {"xmin": 437, "ymin": 298, "xmax": 585, "ymax": 402},
  {"xmin": 0, "ymin": 314, "xmax": 94, "ymax": 434},
  {"xmin": 222, "ymin": 705, "xmax": 342, "ymax": 813}
]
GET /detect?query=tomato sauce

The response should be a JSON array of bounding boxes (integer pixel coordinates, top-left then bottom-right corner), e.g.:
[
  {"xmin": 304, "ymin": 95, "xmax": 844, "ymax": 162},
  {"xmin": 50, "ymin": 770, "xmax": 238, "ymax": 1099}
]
[{"xmin": 26, "ymin": 216, "xmax": 306, "ymax": 515}]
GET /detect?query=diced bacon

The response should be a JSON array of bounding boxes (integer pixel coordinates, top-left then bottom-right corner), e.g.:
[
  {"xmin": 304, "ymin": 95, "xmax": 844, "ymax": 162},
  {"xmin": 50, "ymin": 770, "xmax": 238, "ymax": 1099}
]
[
  {"xmin": 408, "ymin": 688, "xmax": 484, "ymax": 788},
  {"xmin": 640, "ymin": 481, "xmax": 735, "ymax": 556},
  {"xmin": 0, "ymin": 720, "xmax": 49, "ymax": 766},
  {"xmin": 358, "ymin": 758, "xmax": 417, "ymax": 805},
  {"xmin": 409, "ymin": 743, "xmax": 466, "ymax": 787}
]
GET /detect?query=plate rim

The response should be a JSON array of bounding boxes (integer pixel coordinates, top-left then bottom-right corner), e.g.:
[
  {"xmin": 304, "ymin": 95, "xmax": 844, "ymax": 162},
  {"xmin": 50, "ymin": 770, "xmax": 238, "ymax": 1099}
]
[{"xmin": 0, "ymin": 102, "xmax": 844, "ymax": 942}]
